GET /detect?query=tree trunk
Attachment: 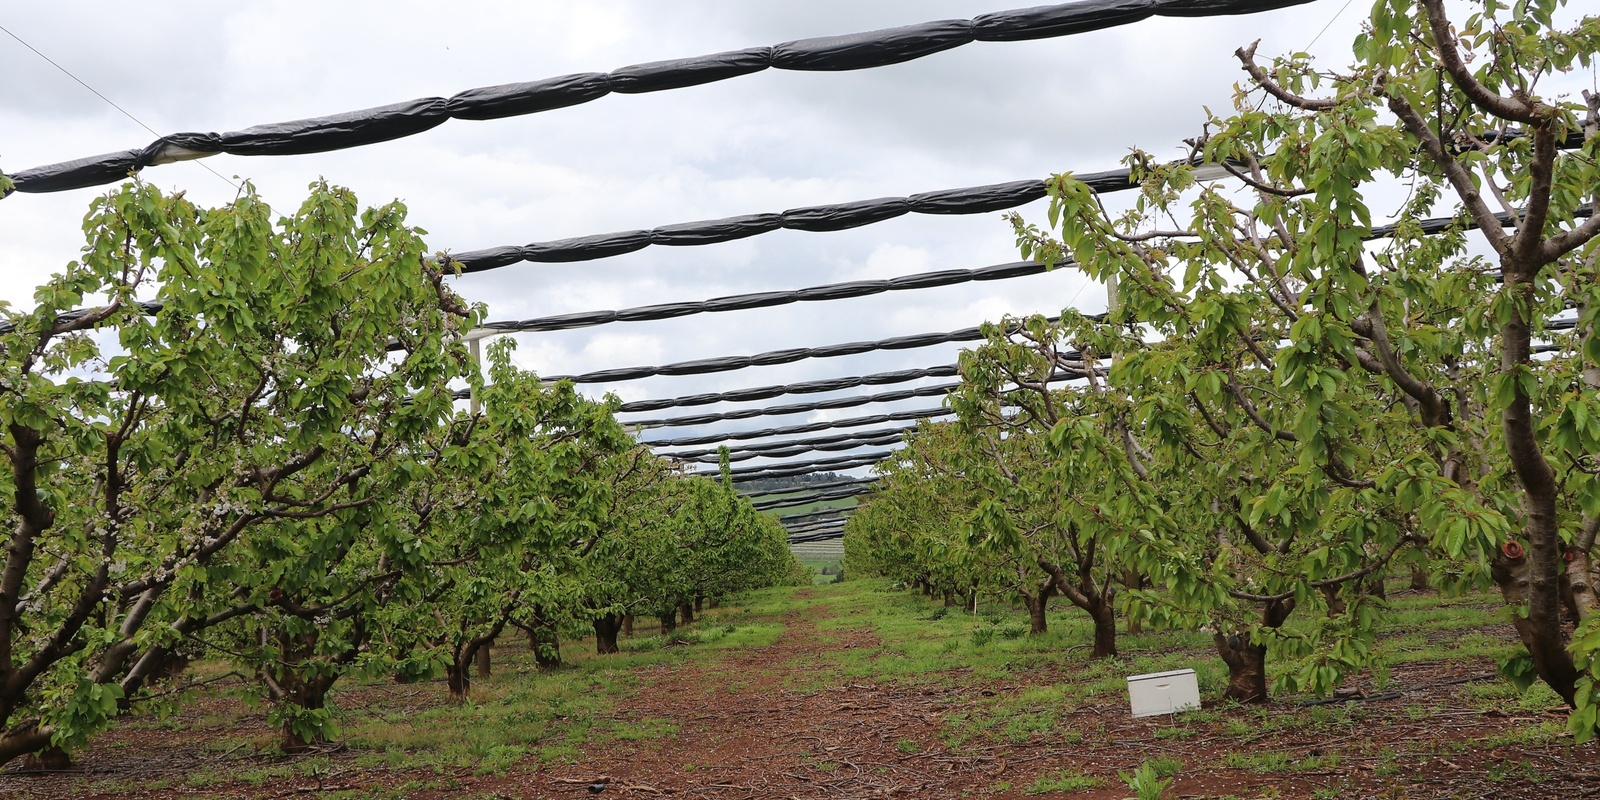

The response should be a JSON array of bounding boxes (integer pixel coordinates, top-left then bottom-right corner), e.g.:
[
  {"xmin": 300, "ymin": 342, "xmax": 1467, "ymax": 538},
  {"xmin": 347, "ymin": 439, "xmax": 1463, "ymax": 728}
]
[
  {"xmin": 1410, "ymin": 566, "xmax": 1431, "ymax": 592},
  {"xmin": 694, "ymin": 594, "xmax": 704, "ymax": 613},
  {"xmin": 475, "ymin": 641, "xmax": 491, "ymax": 679},
  {"xmin": 1089, "ymin": 600, "xmax": 1117, "ymax": 659},
  {"xmin": 1496, "ymin": 272, "xmax": 1581, "ymax": 705},
  {"xmin": 678, "ymin": 601, "xmax": 695, "ymax": 626},
  {"xmin": 532, "ymin": 622, "xmax": 561, "ymax": 670},
  {"xmin": 279, "ymin": 681, "xmax": 332, "ymax": 754},
  {"xmin": 1215, "ymin": 632, "xmax": 1269, "ymax": 704},
  {"xmin": 1214, "ymin": 598, "xmax": 1295, "ymax": 704},
  {"xmin": 623, "ymin": 614, "xmax": 634, "ymax": 637},
  {"xmin": 659, "ymin": 613, "xmax": 676, "ymax": 635},
  {"xmin": 0, "ymin": 724, "xmax": 58, "ymax": 770},
  {"xmin": 19, "ymin": 746, "xmax": 71, "ymax": 771},
  {"xmin": 1021, "ymin": 593, "xmax": 1048, "ymax": 636},
  {"xmin": 446, "ymin": 661, "xmax": 470, "ymax": 702},
  {"xmin": 1492, "ymin": 548, "xmax": 1579, "ymax": 705},
  {"xmin": 593, "ymin": 614, "xmax": 622, "ymax": 655},
  {"xmin": 942, "ymin": 589, "xmax": 955, "ymax": 607}
]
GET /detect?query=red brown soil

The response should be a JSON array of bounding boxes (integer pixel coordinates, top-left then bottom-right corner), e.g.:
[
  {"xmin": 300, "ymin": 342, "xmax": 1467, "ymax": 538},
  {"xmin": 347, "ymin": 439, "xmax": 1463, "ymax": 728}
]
[{"xmin": 2, "ymin": 589, "xmax": 1597, "ymax": 799}]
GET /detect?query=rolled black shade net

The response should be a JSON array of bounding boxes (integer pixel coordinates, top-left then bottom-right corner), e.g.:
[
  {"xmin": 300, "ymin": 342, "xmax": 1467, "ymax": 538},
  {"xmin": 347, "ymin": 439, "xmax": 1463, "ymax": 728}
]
[
  {"xmin": 661, "ymin": 426, "xmax": 913, "ymax": 462},
  {"xmin": 788, "ymin": 530, "xmax": 848, "ymax": 544},
  {"xmin": 779, "ymin": 507, "xmax": 854, "ymax": 525},
  {"xmin": 4, "ymin": 0, "xmax": 1315, "ymax": 196},
  {"xmin": 550, "ymin": 318, "xmax": 1062, "ymax": 384},
  {"xmin": 622, "ymin": 384, "xmax": 960, "ymax": 429},
  {"xmin": 481, "ymin": 261, "xmax": 1050, "ymax": 335},
  {"xmin": 619, "ymin": 365, "xmax": 960, "ymax": 413},
  {"xmin": 10, "ymin": 199, "xmax": 1583, "ymax": 340},
  {"xmin": 713, "ymin": 451, "xmax": 896, "ymax": 483},
  {"xmin": 742, "ymin": 476, "xmax": 878, "ymax": 499},
  {"xmin": 755, "ymin": 488, "xmax": 873, "ymax": 512},
  {"xmin": 645, "ymin": 408, "xmax": 948, "ymax": 447}
]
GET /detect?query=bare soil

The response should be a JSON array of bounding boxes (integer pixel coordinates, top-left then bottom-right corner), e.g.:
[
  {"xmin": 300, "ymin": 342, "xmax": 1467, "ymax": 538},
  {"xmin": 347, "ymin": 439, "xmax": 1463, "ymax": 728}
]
[{"xmin": 2, "ymin": 589, "xmax": 1596, "ymax": 799}]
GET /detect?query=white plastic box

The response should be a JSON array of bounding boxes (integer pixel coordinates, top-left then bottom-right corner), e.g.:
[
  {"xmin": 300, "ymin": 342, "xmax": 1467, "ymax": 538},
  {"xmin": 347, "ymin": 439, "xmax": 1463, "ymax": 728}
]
[{"xmin": 1127, "ymin": 668, "xmax": 1201, "ymax": 718}]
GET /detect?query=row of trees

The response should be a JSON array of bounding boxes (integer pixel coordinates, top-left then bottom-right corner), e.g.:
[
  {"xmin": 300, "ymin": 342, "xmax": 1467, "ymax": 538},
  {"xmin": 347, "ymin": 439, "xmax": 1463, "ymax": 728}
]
[
  {"xmin": 847, "ymin": 0, "xmax": 1600, "ymax": 741},
  {"xmin": 0, "ymin": 176, "xmax": 805, "ymax": 764}
]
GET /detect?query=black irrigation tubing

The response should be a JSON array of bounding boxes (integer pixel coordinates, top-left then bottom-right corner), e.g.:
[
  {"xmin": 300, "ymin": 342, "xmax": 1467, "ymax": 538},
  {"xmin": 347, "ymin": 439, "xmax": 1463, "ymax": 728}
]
[
  {"xmin": 664, "ymin": 426, "xmax": 912, "ymax": 462},
  {"xmin": 742, "ymin": 476, "xmax": 879, "ymax": 499},
  {"xmin": 617, "ymin": 364, "xmax": 961, "ymax": 413},
  {"xmin": 622, "ymin": 383, "xmax": 959, "ymax": 428},
  {"xmin": 644, "ymin": 407, "xmax": 950, "ymax": 447},
  {"xmin": 2, "ymin": 0, "xmax": 1314, "ymax": 197}
]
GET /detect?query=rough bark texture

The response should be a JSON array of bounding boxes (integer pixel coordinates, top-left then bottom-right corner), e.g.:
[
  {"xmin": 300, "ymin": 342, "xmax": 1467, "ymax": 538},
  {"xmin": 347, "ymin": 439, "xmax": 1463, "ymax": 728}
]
[
  {"xmin": 678, "ymin": 601, "xmax": 695, "ymax": 626},
  {"xmin": 1215, "ymin": 598, "xmax": 1295, "ymax": 704},
  {"xmin": 1215, "ymin": 632, "xmax": 1270, "ymax": 704},
  {"xmin": 593, "ymin": 614, "xmax": 622, "ymax": 655},
  {"xmin": 475, "ymin": 641, "xmax": 492, "ymax": 679}
]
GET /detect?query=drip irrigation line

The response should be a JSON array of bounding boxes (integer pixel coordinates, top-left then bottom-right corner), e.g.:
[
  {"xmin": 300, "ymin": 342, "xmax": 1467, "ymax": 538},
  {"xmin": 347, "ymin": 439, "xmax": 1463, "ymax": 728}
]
[
  {"xmin": 3, "ymin": 0, "xmax": 1313, "ymax": 196},
  {"xmin": 482, "ymin": 261, "xmax": 1052, "ymax": 335},
  {"xmin": 617, "ymin": 365, "xmax": 961, "ymax": 413},
  {"xmin": 643, "ymin": 407, "xmax": 949, "ymax": 447}
]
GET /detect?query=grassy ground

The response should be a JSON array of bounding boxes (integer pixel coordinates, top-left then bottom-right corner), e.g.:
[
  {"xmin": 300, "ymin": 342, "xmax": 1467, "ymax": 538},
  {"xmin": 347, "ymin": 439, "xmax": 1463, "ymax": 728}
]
[{"xmin": 4, "ymin": 579, "xmax": 1593, "ymax": 799}]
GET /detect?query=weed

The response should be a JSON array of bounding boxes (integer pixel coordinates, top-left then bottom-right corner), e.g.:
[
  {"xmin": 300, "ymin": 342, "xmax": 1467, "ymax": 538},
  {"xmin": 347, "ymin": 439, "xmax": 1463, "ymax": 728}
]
[
  {"xmin": 1027, "ymin": 768, "xmax": 1103, "ymax": 793},
  {"xmin": 1120, "ymin": 759, "xmax": 1176, "ymax": 800}
]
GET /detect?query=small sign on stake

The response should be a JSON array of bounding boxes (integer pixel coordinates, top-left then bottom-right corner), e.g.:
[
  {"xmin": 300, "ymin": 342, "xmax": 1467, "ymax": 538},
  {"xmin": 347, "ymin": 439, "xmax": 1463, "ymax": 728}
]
[{"xmin": 1126, "ymin": 668, "xmax": 1200, "ymax": 718}]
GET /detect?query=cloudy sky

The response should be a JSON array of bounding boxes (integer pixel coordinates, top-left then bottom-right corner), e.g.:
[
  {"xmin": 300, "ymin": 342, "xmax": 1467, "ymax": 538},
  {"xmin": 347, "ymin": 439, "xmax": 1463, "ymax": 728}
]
[{"xmin": 0, "ymin": 0, "xmax": 1369, "ymax": 476}]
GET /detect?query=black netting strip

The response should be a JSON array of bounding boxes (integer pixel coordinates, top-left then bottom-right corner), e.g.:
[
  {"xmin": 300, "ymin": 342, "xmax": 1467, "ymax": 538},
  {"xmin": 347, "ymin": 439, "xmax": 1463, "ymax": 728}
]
[
  {"xmin": 645, "ymin": 407, "xmax": 948, "ymax": 447},
  {"xmin": 622, "ymin": 383, "xmax": 959, "ymax": 428},
  {"xmin": 618, "ymin": 365, "xmax": 960, "ymax": 413},
  {"xmin": 780, "ymin": 506, "xmax": 854, "ymax": 525},
  {"xmin": 4, "ymin": 0, "xmax": 1314, "ymax": 197},
  {"xmin": 755, "ymin": 487, "xmax": 873, "ymax": 512},
  {"xmin": 714, "ymin": 450, "xmax": 895, "ymax": 482},
  {"xmin": 480, "ymin": 261, "xmax": 1049, "ymax": 333},
  {"xmin": 662, "ymin": 425, "xmax": 913, "ymax": 461},
  {"xmin": 742, "ymin": 476, "xmax": 878, "ymax": 499},
  {"xmin": 787, "ymin": 529, "xmax": 847, "ymax": 544},
  {"xmin": 11, "ymin": 202, "xmax": 1586, "ymax": 340},
  {"xmin": 550, "ymin": 317, "xmax": 1066, "ymax": 384}
]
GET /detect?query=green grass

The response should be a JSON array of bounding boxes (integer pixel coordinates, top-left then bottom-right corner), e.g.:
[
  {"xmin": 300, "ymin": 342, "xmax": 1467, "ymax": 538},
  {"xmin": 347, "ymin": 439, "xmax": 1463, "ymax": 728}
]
[{"xmin": 1027, "ymin": 767, "xmax": 1105, "ymax": 793}]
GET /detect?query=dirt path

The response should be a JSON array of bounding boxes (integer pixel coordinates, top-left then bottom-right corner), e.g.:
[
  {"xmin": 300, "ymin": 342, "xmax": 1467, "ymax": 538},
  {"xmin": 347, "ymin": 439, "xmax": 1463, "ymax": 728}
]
[{"xmin": 475, "ymin": 591, "xmax": 1008, "ymax": 799}]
